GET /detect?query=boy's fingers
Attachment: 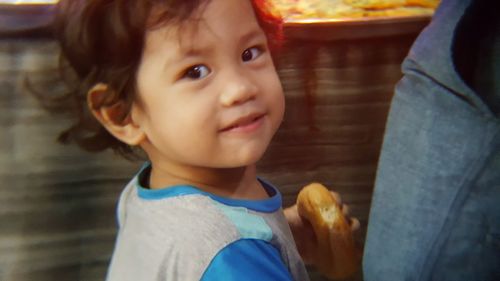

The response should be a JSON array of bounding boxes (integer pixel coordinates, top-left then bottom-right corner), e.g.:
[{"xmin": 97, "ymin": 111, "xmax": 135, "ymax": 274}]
[
  {"xmin": 330, "ymin": 191, "xmax": 342, "ymax": 205},
  {"xmin": 342, "ymin": 204, "xmax": 360, "ymax": 232},
  {"xmin": 342, "ymin": 204, "xmax": 350, "ymax": 216},
  {"xmin": 350, "ymin": 218, "xmax": 360, "ymax": 231}
]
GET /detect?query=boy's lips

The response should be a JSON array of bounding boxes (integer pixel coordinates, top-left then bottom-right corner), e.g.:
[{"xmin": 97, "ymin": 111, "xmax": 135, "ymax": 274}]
[{"xmin": 220, "ymin": 112, "xmax": 266, "ymax": 133}]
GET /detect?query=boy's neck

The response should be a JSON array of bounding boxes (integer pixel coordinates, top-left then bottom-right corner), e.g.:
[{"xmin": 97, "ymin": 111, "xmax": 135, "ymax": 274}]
[{"xmin": 147, "ymin": 163, "xmax": 269, "ymax": 200}]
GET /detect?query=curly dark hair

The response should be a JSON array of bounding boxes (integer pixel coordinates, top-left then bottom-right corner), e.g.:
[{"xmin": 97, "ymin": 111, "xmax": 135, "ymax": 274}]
[{"xmin": 39, "ymin": 0, "xmax": 282, "ymax": 160}]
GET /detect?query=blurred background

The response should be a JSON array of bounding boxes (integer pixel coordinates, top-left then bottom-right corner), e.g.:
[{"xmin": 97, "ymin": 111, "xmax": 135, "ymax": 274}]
[{"xmin": 0, "ymin": 1, "xmax": 436, "ymax": 280}]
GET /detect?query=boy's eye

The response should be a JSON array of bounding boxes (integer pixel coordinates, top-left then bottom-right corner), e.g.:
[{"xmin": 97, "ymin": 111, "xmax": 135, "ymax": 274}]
[
  {"xmin": 182, "ymin": 65, "xmax": 211, "ymax": 80},
  {"xmin": 241, "ymin": 47, "xmax": 263, "ymax": 62}
]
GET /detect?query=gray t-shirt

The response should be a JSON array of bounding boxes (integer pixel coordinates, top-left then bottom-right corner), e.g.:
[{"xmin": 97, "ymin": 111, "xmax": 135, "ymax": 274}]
[{"xmin": 105, "ymin": 167, "xmax": 310, "ymax": 281}]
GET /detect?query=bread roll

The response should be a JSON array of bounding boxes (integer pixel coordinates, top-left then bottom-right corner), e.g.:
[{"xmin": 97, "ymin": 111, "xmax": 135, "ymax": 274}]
[
  {"xmin": 343, "ymin": 0, "xmax": 407, "ymax": 10},
  {"xmin": 344, "ymin": 0, "xmax": 439, "ymax": 9},
  {"xmin": 297, "ymin": 183, "xmax": 359, "ymax": 280}
]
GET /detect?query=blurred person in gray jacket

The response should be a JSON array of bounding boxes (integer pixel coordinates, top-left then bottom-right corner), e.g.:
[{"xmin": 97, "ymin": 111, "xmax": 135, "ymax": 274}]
[{"xmin": 363, "ymin": 0, "xmax": 500, "ymax": 280}]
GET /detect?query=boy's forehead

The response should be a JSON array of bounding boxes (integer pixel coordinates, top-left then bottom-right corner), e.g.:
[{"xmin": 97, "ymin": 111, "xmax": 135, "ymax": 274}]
[
  {"xmin": 143, "ymin": 0, "xmax": 262, "ymax": 53},
  {"xmin": 142, "ymin": 19, "xmax": 207, "ymax": 55}
]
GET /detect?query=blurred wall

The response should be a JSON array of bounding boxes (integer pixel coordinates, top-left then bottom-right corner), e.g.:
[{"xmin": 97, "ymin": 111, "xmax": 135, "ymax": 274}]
[
  {"xmin": 0, "ymin": 37, "xmax": 141, "ymax": 280},
  {"xmin": 264, "ymin": 33, "xmax": 418, "ymax": 280},
  {"xmin": 0, "ymin": 27, "xmax": 420, "ymax": 280}
]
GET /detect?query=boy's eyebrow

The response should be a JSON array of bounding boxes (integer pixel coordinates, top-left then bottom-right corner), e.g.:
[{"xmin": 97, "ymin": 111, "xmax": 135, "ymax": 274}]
[
  {"xmin": 164, "ymin": 45, "xmax": 211, "ymax": 68},
  {"xmin": 238, "ymin": 29, "xmax": 267, "ymax": 45},
  {"xmin": 165, "ymin": 29, "xmax": 266, "ymax": 68}
]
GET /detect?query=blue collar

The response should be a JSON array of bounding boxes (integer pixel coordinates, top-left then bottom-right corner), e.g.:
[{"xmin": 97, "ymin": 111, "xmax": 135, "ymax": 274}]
[{"xmin": 135, "ymin": 164, "xmax": 282, "ymax": 213}]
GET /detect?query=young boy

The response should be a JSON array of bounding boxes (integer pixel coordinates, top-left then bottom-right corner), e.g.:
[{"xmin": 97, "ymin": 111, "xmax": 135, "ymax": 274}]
[{"xmin": 49, "ymin": 0, "xmax": 357, "ymax": 280}]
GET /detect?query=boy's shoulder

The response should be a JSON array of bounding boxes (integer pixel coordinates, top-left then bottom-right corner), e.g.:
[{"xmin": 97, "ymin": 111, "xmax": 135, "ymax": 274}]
[
  {"xmin": 107, "ymin": 174, "xmax": 306, "ymax": 281},
  {"xmin": 118, "ymin": 177, "xmax": 241, "ymax": 239},
  {"xmin": 117, "ymin": 174, "xmax": 282, "ymax": 246},
  {"xmin": 110, "ymin": 180, "xmax": 241, "ymax": 277},
  {"xmin": 115, "ymin": 166, "xmax": 290, "ymax": 245}
]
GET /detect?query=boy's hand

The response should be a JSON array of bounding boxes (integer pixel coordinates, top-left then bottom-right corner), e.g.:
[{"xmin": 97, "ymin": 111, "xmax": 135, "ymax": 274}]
[{"xmin": 284, "ymin": 191, "xmax": 360, "ymax": 265}]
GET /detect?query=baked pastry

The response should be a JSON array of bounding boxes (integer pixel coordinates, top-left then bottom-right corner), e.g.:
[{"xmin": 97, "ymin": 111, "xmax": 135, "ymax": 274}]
[
  {"xmin": 362, "ymin": 6, "xmax": 435, "ymax": 17},
  {"xmin": 297, "ymin": 183, "xmax": 359, "ymax": 280},
  {"xmin": 406, "ymin": 0, "xmax": 440, "ymax": 8},
  {"xmin": 344, "ymin": 0, "xmax": 438, "ymax": 9},
  {"xmin": 262, "ymin": 0, "xmax": 439, "ymax": 19},
  {"xmin": 343, "ymin": 0, "xmax": 407, "ymax": 10}
]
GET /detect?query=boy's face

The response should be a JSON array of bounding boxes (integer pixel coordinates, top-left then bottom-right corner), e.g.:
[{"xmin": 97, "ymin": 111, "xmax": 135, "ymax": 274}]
[{"xmin": 133, "ymin": 0, "xmax": 285, "ymax": 170}]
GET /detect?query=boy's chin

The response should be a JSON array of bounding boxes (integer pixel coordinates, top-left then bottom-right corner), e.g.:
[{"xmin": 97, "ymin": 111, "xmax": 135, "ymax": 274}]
[{"xmin": 214, "ymin": 151, "xmax": 266, "ymax": 169}]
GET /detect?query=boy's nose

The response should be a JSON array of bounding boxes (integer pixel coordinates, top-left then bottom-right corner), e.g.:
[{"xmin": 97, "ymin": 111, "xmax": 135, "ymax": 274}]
[{"xmin": 220, "ymin": 73, "xmax": 258, "ymax": 107}]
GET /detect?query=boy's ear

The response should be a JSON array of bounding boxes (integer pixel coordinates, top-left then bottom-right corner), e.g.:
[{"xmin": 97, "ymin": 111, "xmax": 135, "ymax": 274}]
[{"xmin": 87, "ymin": 83, "xmax": 146, "ymax": 146}]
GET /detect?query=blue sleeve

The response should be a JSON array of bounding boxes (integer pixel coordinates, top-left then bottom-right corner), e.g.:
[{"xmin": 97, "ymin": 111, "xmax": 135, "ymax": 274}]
[{"xmin": 200, "ymin": 239, "xmax": 294, "ymax": 281}]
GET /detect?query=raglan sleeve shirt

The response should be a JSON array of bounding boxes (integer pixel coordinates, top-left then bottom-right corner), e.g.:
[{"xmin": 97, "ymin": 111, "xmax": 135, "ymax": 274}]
[{"xmin": 105, "ymin": 166, "xmax": 310, "ymax": 281}]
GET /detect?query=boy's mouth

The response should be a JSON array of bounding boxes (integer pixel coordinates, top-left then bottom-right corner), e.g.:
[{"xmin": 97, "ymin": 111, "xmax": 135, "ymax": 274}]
[{"xmin": 220, "ymin": 112, "xmax": 266, "ymax": 133}]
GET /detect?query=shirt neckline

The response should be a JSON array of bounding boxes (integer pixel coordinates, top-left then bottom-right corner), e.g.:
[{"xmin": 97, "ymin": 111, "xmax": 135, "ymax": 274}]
[{"xmin": 135, "ymin": 163, "xmax": 282, "ymax": 213}]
